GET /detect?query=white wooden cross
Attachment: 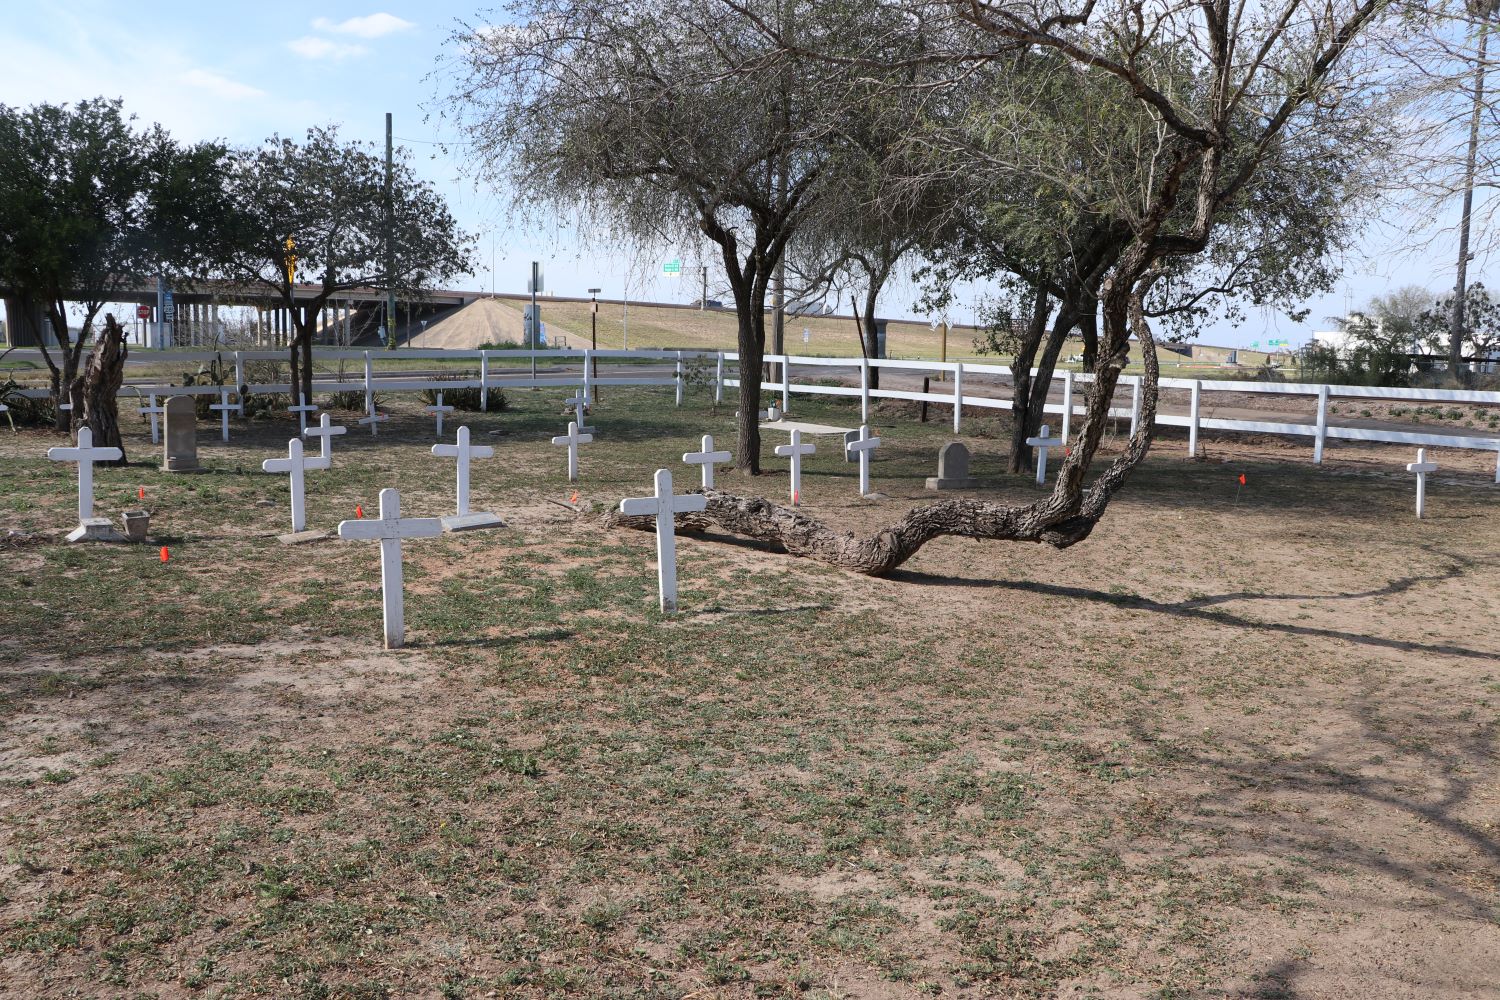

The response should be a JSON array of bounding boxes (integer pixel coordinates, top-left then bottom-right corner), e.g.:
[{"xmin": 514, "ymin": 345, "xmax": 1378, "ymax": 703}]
[
  {"xmin": 1026, "ymin": 424, "xmax": 1064, "ymax": 485},
  {"xmin": 46, "ymin": 426, "xmax": 122, "ymax": 522},
  {"xmin": 289, "ymin": 394, "xmax": 319, "ymax": 434},
  {"xmin": 423, "ymin": 391, "xmax": 455, "ymax": 438},
  {"xmin": 619, "ymin": 468, "xmax": 707, "ymax": 613},
  {"xmin": 138, "ymin": 394, "xmax": 164, "ymax": 445},
  {"xmin": 336, "ymin": 487, "xmax": 442, "ymax": 649},
  {"xmin": 846, "ymin": 424, "xmax": 881, "ymax": 497},
  {"xmin": 261, "ymin": 437, "xmax": 329, "ymax": 533},
  {"xmin": 1406, "ymin": 447, "xmax": 1438, "ymax": 519},
  {"xmin": 773, "ymin": 428, "xmax": 816, "ymax": 506},
  {"xmin": 682, "ymin": 434, "xmax": 731, "ymax": 490},
  {"xmin": 302, "ymin": 412, "xmax": 347, "ymax": 463},
  {"xmin": 208, "ymin": 388, "xmax": 240, "ymax": 442},
  {"xmin": 431, "ymin": 425, "xmax": 494, "ymax": 516},
  {"xmin": 564, "ymin": 390, "xmax": 590, "ymax": 415},
  {"xmin": 551, "ymin": 420, "xmax": 593, "ymax": 482},
  {"xmin": 358, "ymin": 409, "xmax": 390, "ymax": 436}
]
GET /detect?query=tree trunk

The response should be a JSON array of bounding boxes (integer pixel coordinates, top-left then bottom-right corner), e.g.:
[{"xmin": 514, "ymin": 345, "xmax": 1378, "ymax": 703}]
[
  {"xmin": 77, "ymin": 313, "xmax": 128, "ymax": 465},
  {"xmin": 1006, "ymin": 284, "xmax": 1054, "ymax": 472},
  {"xmin": 1012, "ymin": 304, "xmax": 1075, "ymax": 472},
  {"xmin": 1449, "ymin": 16, "xmax": 1490, "ymax": 387},
  {"xmin": 734, "ymin": 278, "xmax": 768, "ymax": 474}
]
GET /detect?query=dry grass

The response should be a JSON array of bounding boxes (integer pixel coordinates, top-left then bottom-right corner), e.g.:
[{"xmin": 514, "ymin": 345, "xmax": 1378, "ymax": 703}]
[{"xmin": 1, "ymin": 386, "xmax": 1497, "ymax": 999}]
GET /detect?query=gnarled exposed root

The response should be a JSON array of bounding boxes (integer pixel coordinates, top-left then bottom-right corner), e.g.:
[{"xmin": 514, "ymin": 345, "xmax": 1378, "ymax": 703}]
[{"xmin": 603, "ymin": 491, "xmax": 1099, "ymax": 576}]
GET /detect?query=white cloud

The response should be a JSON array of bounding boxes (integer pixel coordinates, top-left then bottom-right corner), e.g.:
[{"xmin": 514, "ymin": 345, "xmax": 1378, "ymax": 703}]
[
  {"xmin": 180, "ymin": 68, "xmax": 266, "ymax": 101},
  {"xmin": 287, "ymin": 35, "xmax": 369, "ymax": 60},
  {"xmin": 310, "ymin": 13, "xmax": 415, "ymax": 38}
]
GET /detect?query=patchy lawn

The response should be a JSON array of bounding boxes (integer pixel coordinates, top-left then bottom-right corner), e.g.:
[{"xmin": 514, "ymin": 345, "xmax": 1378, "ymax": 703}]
[{"xmin": 1, "ymin": 386, "xmax": 1497, "ymax": 999}]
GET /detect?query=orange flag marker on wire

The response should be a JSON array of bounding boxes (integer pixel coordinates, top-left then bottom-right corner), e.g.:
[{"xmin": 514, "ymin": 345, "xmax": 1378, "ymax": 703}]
[
  {"xmin": 355, "ymin": 504, "xmax": 364, "ymax": 519},
  {"xmin": 160, "ymin": 546, "xmax": 169, "ymax": 563}
]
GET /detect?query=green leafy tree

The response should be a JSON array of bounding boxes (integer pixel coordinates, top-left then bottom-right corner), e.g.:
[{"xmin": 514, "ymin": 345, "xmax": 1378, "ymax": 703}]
[
  {"xmin": 215, "ymin": 127, "xmax": 474, "ymax": 408},
  {"xmin": 0, "ymin": 98, "xmax": 228, "ymax": 433}
]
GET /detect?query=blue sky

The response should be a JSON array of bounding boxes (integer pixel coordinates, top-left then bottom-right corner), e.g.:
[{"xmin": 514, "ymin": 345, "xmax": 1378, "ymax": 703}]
[{"xmin": 2, "ymin": 1, "xmax": 1492, "ymax": 348}]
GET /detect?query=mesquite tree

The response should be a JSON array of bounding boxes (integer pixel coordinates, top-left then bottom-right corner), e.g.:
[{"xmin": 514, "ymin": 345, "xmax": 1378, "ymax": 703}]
[
  {"xmin": 215, "ymin": 128, "xmax": 473, "ymax": 408},
  {"xmin": 441, "ymin": 0, "xmax": 902, "ymax": 471},
  {"xmin": 615, "ymin": 0, "xmax": 1401, "ymax": 571},
  {"xmin": 0, "ymin": 99, "xmax": 227, "ymax": 433}
]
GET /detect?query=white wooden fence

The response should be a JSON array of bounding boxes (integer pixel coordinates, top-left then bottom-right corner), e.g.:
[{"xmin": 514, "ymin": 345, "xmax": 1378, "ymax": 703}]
[{"xmin": 7, "ymin": 347, "xmax": 1499, "ymax": 479}]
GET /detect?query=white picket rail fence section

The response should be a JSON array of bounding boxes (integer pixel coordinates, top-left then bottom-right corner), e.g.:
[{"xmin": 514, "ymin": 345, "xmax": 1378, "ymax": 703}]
[{"xmin": 7, "ymin": 346, "xmax": 1499, "ymax": 479}]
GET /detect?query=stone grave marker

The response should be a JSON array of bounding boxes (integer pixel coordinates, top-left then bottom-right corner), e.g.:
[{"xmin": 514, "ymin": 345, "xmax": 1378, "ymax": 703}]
[{"xmin": 162, "ymin": 395, "xmax": 199, "ymax": 472}]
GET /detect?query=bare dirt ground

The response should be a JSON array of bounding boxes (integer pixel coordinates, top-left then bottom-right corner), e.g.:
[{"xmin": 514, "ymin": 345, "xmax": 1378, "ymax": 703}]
[{"xmin": 1, "ymin": 388, "xmax": 1496, "ymax": 999}]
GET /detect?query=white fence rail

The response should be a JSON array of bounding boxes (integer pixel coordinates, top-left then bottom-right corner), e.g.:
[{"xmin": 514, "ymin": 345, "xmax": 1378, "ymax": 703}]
[{"xmin": 6, "ymin": 347, "xmax": 1499, "ymax": 478}]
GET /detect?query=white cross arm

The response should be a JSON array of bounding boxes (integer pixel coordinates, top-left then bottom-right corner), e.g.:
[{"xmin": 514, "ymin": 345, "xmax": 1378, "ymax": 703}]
[
  {"xmin": 432, "ymin": 442, "xmax": 494, "ymax": 459},
  {"xmin": 774, "ymin": 441, "xmax": 816, "ymax": 457},
  {"xmin": 48, "ymin": 443, "xmax": 122, "ymax": 463},
  {"xmin": 304, "ymin": 424, "xmax": 347, "ymax": 439},
  {"xmin": 262, "ymin": 453, "xmax": 331, "ymax": 473},
  {"xmin": 553, "ymin": 430, "xmax": 594, "ymax": 445},
  {"xmin": 337, "ymin": 516, "xmax": 443, "ymax": 541},
  {"xmin": 1407, "ymin": 460, "xmax": 1437, "ymax": 473},
  {"xmin": 1026, "ymin": 435, "xmax": 1061, "ymax": 448},
  {"xmin": 619, "ymin": 494, "xmax": 707, "ymax": 517},
  {"xmin": 847, "ymin": 436, "xmax": 881, "ymax": 453},
  {"xmin": 683, "ymin": 448, "xmax": 731, "ymax": 465}
]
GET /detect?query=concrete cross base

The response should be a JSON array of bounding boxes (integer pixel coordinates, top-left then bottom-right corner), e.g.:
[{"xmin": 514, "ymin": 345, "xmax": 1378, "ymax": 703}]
[
  {"xmin": 441, "ymin": 512, "xmax": 506, "ymax": 532},
  {"xmin": 277, "ymin": 529, "xmax": 330, "ymax": 546},
  {"xmin": 924, "ymin": 476, "xmax": 1000, "ymax": 491},
  {"xmin": 66, "ymin": 518, "xmax": 126, "ymax": 543}
]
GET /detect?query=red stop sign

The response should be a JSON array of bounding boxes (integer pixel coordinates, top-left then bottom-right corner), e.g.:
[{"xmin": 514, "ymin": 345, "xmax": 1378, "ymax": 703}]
[{"xmin": 136, "ymin": 305, "xmax": 151, "ymax": 319}]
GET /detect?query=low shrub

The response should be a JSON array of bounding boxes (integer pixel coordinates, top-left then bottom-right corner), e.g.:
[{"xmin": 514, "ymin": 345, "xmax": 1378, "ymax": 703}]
[{"xmin": 420, "ymin": 376, "xmax": 508, "ymax": 412}]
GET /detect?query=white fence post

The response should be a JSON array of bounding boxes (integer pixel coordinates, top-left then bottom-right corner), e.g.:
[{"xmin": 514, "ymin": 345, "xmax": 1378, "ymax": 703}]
[
  {"xmin": 781, "ymin": 356, "xmax": 790, "ymax": 412},
  {"xmin": 1314, "ymin": 384, "xmax": 1328, "ymax": 464},
  {"xmin": 952, "ymin": 362, "xmax": 964, "ymax": 433},
  {"xmin": 480, "ymin": 351, "xmax": 489, "ymax": 411},
  {"xmin": 860, "ymin": 360, "xmax": 871, "ymax": 424},
  {"xmin": 233, "ymin": 350, "xmax": 243, "ymax": 392},
  {"xmin": 363, "ymin": 351, "xmax": 373, "ymax": 415},
  {"xmin": 1130, "ymin": 375, "xmax": 1142, "ymax": 437},
  {"xmin": 1061, "ymin": 369, "xmax": 1073, "ymax": 443},
  {"xmin": 582, "ymin": 348, "xmax": 593, "ymax": 404},
  {"xmin": 1188, "ymin": 380, "xmax": 1201, "ymax": 457},
  {"xmin": 675, "ymin": 351, "xmax": 685, "ymax": 407},
  {"xmin": 714, "ymin": 352, "xmax": 724, "ymax": 404}
]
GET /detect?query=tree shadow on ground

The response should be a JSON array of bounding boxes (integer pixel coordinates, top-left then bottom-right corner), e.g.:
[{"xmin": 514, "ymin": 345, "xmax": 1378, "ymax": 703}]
[{"xmin": 889, "ymin": 549, "xmax": 1498, "ymax": 662}]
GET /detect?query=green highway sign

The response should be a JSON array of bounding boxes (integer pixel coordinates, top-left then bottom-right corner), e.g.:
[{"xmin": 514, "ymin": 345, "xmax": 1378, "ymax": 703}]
[{"xmin": 662, "ymin": 259, "xmax": 682, "ymax": 277}]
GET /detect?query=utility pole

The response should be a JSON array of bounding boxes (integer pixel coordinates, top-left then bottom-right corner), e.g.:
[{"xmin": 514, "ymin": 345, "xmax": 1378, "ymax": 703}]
[
  {"xmin": 700, "ymin": 266, "xmax": 708, "ymax": 310},
  {"xmin": 588, "ymin": 286, "xmax": 601, "ymax": 401},
  {"xmin": 529, "ymin": 261, "xmax": 542, "ymax": 382},
  {"xmin": 384, "ymin": 112, "xmax": 396, "ymax": 350}
]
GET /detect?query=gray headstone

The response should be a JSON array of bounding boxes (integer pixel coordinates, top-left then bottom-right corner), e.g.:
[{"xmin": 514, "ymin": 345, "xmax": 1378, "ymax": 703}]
[
  {"xmin": 843, "ymin": 429, "xmax": 860, "ymax": 463},
  {"xmin": 937, "ymin": 441, "xmax": 970, "ymax": 480},
  {"xmin": 162, "ymin": 395, "xmax": 199, "ymax": 472}
]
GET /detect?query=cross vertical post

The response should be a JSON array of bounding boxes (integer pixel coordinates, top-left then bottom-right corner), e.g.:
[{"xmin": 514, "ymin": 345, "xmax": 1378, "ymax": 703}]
[
  {"xmin": 618, "ymin": 468, "xmax": 707, "ymax": 613},
  {"xmin": 1025, "ymin": 424, "xmax": 1063, "ymax": 485},
  {"xmin": 1406, "ymin": 448, "xmax": 1438, "ymax": 518},
  {"xmin": 845, "ymin": 424, "xmax": 881, "ymax": 497},
  {"xmin": 336, "ymin": 487, "xmax": 442, "ymax": 648},
  {"xmin": 773, "ymin": 428, "xmax": 816, "ymax": 506},
  {"xmin": 682, "ymin": 434, "xmax": 731, "ymax": 490}
]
